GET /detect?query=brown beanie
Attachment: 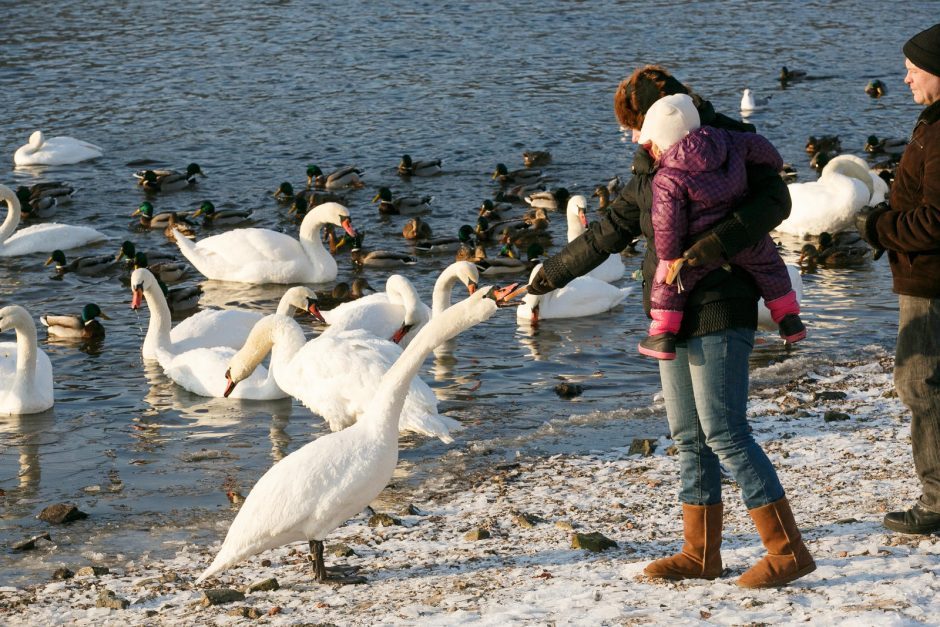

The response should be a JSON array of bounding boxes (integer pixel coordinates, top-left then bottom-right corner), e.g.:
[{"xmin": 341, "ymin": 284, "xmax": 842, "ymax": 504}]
[{"xmin": 904, "ymin": 23, "xmax": 940, "ymax": 77}]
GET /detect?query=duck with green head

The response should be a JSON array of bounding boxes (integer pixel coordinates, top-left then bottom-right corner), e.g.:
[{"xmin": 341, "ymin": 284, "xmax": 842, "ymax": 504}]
[
  {"xmin": 492, "ymin": 163, "xmax": 542, "ymax": 187},
  {"xmin": 133, "ymin": 201, "xmax": 194, "ymax": 230},
  {"xmin": 307, "ymin": 164, "xmax": 364, "ymax": 190},
  {"xmin": 116, "ymin": 240, "xmax": 178, "ymax": 266},
  {"xmin": 40, "ymin": 303, "xmax": 109, "ymax": 339},
  {"xmin": 134, "ymin": 251, "xmax": 189, "ymax": 283},
  {"xmin": 192, "ymin": 200, "xmax": 254, "ymax": 227},
  {"xmin": 372, "ymin": 186, "xmax": 432, "ymax": 215},
  {"xmin": 398, "ymin": 154, "xmax": 442, "ymax": 177},
  {"xmin": 134, "ymin": 163, "xmax": 205, "ymax": 193},
  {"xmin": 415, "ymin": 224, "xmax": 475, "ymax": 254},
  {"xmin": 45, "ymin": 249, "xmax": 116, "ymax": 276}
]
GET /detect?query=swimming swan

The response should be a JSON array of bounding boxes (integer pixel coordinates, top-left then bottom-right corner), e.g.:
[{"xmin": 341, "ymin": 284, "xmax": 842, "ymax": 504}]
[
  {"xmin": 0, "ymin": 184, "xmax": 106, "ymax": 257},
  {"xmin": 517, "ymin": 264, "xmax": 632, "ymax": 323},
  {"xmin": 0, "ymin": 305, "xmax": 54, "ymax": 415},
  {"xmin": 566, "ymin": 195, "xmax": 625, "ymax": 283},
  {"xmin": 172, "ymin": 202, "xmax": 357, "ymax": 284},
  {"xmin": 195, "ymin": 288, "xmax": 499, "ymax": 584},
  {"xmin": 13, "ymin": 131, "xmax": 103, "ymax": 166}
]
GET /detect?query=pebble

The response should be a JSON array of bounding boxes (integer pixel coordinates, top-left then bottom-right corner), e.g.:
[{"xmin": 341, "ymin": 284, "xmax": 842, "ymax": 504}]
[
  {"xmin": 12, "ymin": 532, "xmax": 51, "ymax": 551},
  {"xmin": 464, "ymin": 528, "xmax": 491, "ymax": 541},
  {"xmin": 96, "ymin": 590, "xmax": 129, "ymax": 610},
  {"xmin": 368, "ymin": 513, "xmax": 401, "ymax": 528},
  {"xmin": 202, "ymin": 588, "xmax": 246, "ymax": 606},
  {"xmin": 75, "ymin": 566, "xmax": 110, "ymax": 577},
  {"xmin": 52, "ymin": 568, "xmax": 74, "ymax": 580},
  {"xmin": 244, "ymin": 577, "xmax": 279, "ymax": 594},
  {"xmin": 571, "ymin": 532, "xmax": 617, "ymax": 552},
  {"xmin": 36, "ymin": 503, "xmax": 88, "ymax": 524}
]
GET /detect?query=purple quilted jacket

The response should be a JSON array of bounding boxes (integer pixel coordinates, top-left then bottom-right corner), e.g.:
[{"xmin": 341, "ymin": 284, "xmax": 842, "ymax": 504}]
[{"xmin": 651, "ymin": 127, "xmax": 783, "ymax": 260}]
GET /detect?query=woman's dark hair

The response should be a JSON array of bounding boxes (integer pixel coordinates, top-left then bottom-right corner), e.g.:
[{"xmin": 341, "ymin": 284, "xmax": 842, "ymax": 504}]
[{"xmin": 614, "ymin": 65, "xmax": 691, "ymax": 130}]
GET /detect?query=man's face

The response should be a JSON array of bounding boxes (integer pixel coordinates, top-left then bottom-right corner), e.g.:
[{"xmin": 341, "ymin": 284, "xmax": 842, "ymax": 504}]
[{"xmin": 904, "ymin": 58, "xmax": 940, "ymax": 105}]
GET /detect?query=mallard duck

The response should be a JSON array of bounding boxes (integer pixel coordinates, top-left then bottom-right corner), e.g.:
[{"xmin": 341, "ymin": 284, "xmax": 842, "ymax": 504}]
[
  {"xmin": 274, "ymin": 182, "xmax": 297, "ymax": 204},
  {"xmin": 495, "ymin": 182, "xmax": 545, "ymax": 204},
  {"xmin": 416, "ymin": 224, "xmax": 476, "ymax": 255},
  {"xmin": 116, "ymin": 240, "xmax": 178, "ymax": 266},
  {"xmin": 192, "ymin": 200, "xmax": 254, "ymax": 227},
  {"xmin": 479, "ymin": 198, "xmax": 514, "ymax": 221},
  {"xmin": 525, "ymin": 187, "xmax": 570, "ymax": 212},
  {"xmin": 134, "ymin": 252, "xmax": 189, "ymax": 283},
  {"xmin": 864, "ymin": 135, "xmax": 907, "ymax": 155},
  {"xmin": 810, "ymin": 150, "xmax": 837, "ymax": 173},
  {"xmin": 160, "ymin": 280, "xmax": 202, "ymax": 313},
  {"xmin": 799, "ymin": 231, "xmax": 870, "ymax": 269},
  {"xmin": 15, "ymin": 187, "xmax": 57, "ymax": 220},
  {"xmin": 40, "ymin": 303, "xmax": 109, "ymax": 340},
  {"xmin": 780, "ymin": 66, "xmax": 807, "ymax": 83},
  {"xmin": 307, "ymin": 164, "xmax": 364, "ymax": 190},
  {"xmin": 871, "ymin": 157, "xmax": 900, "ymax": 187},
  {"xmin": 779, "ymin": 163, "xmax": 798, "ymax": 183},
  {"xmin": 134, "ymin": 163, "xmax": 205, "ymax": 192},
  {"xmin": 593, "ymin": 185, "xmax": 612, "ymax": 213},
  {"xmin": 350, "ymin": 235, "xmax": 417, "ymax": 269},
  {"xmin": 372, "ymin": 186, "xmax": 432, "ymax": 215},
  {"xmin": 316, "ymin": 278, "xmax": 376, "ymax": 310},
  {"xmin": 45, "ymin": 249, "xmax": 116, "ymax": 276},
  {"xmin": 805, "ymin": 135, "xmax": 841, "ymax": 155},
  {"xmin": 865, "ymin": 79, "xmax": 886, "ymax": 98},
  {"xmin": 398, "ymin": 154, "xmax": 442, "ymax": 177},
  {"xmin": 492, "ymin": 163, "xmax": 542, "ymax": 186},
  {"xmin": 133, "ymin": 201, "xmax": 195, "ymax": 230},
  {"xmin": 522, "ymin": 151, "xmax": 552, "ymax": 167},
  {"xmin": 164, "ymin": 212, "xmax": 196, "ymax": 242},
  {"xmin": 402, "ymin": 216, "xmax": 432, "ymax": 240},
  {"xmin": 473, "ymin": 243, "xmax": 543, "ymax": 276},
  {"xmin": 500, "ymin": 221, "xmax": 552, "ymax": 251}
]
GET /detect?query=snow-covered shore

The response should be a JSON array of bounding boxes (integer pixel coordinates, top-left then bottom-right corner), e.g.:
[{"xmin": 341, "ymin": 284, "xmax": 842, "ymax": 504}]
[{"xmin": 3, "ymin": 346, "xmax": 938, "ymax": 626}]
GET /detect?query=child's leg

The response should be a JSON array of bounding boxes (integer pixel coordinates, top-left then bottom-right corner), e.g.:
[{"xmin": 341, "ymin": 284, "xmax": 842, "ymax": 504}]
[
  {"xmin": 730, "ymin": 237, "xmax": 806, "ymax": 343},
  {"xmin": 642, "ymin": 260, "xmax": 690, "ymax": 360}
]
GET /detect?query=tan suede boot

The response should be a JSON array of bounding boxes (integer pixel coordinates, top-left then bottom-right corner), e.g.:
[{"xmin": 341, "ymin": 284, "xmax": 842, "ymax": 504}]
[
  {"xmin": 738, "ymin": 497, "xmax": 816, "ymax": 588},
  {"xmin": 644, "ymin": 503, "xmax": 723, "ymax": 580}
]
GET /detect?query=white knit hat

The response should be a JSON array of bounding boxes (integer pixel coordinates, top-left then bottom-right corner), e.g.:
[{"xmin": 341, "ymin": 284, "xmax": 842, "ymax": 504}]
[{"xmin": 637, "ymin": 94, "xmax": 700, "ymax": 152}]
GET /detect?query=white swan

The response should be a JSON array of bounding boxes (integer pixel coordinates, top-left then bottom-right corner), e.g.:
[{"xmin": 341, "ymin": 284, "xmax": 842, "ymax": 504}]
[
  {"xmin": 777, "ymin": 155, "xmax": 888, "ymax": 237},
  {"xmin": 517, "ymin": 264, "xmax": 632, "ymax": 322},
  {"xmin": 196, "ymin": 288, "xmax": 499, "ymax": 584},
  {"xmin": 321, "ymin": 262, "xmax": 479, "ymax": 345},
  {"xmin": 0, "ymin": 306, "xmax": 54, "ymax": 415},
  {"xmin": 173, "ymin": 202, "xmax": 357, "ymax": 284},
  {"xmin": 0, "ymin": 184, "xmax": 106, "ymax": 257},
  {"xmin": 757, "ymin": 264, "xmax": 803, "ymax": 332},
  {"xmin": 13, "ymin": 131, "xmax": 103, "ymax": 166},
  {"xmin": 566, "ymin": 195, "xmax": 625, "ymax": 283},
  {"xmin": 224, "ymin": 312, "xmax": 460, "ymax": 442}
]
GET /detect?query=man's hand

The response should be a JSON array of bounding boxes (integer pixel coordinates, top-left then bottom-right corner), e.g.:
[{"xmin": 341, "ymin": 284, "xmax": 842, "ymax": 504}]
[
  {"xmin": 681, "ymin": 231, "xmax": 725, "ymax": 267},
  {"xmin": 526, "ymin": 266, "xmax": 556, "ymax": 295},
  {"xmin": 855, "ymin": 202, "xmax": 890, "ymax": 260}
]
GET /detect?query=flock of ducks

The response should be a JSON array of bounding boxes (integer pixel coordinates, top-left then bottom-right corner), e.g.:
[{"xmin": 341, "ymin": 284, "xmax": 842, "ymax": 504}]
[{"xmin": 2, "ymin": 95, "xmax": 897, "ymax": 583}]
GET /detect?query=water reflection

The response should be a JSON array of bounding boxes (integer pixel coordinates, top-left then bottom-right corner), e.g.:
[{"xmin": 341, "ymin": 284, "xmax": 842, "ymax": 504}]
[{"xmin": 0, "ymin": 411, "xmax": 56, "ymax": 500}]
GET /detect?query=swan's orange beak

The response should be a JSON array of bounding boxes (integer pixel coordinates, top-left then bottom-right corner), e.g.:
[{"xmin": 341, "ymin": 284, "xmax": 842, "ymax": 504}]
[
  {"xmin": 131, "ymin": 287, "xmax": 144, "ymax": 309},
  {"xmin": 341, "ymin": 217, "xmax": 357, "ymax": 238},
  {"xmin": 223, "ymin": 369, "xmax": 237, "ymax": 398},
  {"xmin": 494, "ymin": 282, "xmax": 526, "ymax": 306},
  {"xmin": 306, "ymin": 299, "xmax": 326, "ymax": 323},
  {"xmin": 391, "ymin": 323, "xmax": 413, "ymax": 344},
  {"xmin": 578, "ymin": 208, "xmax": 588, "ymax": 228}
]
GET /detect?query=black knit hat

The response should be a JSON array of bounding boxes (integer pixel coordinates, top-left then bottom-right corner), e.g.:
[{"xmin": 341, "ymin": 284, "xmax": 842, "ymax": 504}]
[{"xmin": 904, "ymin": 23, "xmax": 940, "ymax": 77}]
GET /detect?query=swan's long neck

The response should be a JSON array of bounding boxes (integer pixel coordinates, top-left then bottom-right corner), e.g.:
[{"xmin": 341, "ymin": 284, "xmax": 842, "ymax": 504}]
[
  {"xmin": 298, "ymin": 218, "xmax": 334, "ymax": 274},
  {"xmin": 0, "ymin": 187, "xmax": 22, "ymax": 245},
  {"xmin": 431, "ymin": 269, "xmax": 459, "ymax": 317},
  {"xmin": 566, "ymin": 210, "xmax": 585, "ymax": 242},
  {"xmin": 238, "ymin": 315, "xmax": 307, "ymax": 394},
  {"xmin": 13, "ymin": 316, "xmax": 39, "ymax": 381},
  {"xmin": 142, "ymin": 280, "xmax": 173, "ymax": 357}
]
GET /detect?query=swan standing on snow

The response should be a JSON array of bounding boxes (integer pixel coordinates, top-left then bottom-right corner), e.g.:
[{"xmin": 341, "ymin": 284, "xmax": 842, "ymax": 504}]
[
  {"xmin": 0, "ymin": 184, "xmax": 106, "ymax": 257},
  {"xmin": 13, "ymin": 131, "xmax": 103, "ymax": 166},
  {"xmin": 565, "ymin": 195, "xmax": 625, "ymax": 283},
  {"xmin": 777, "ymin": 154, "xmax": 889, "ymax": 236},
  {"xmin": 517, "ymin": 263, "xmax": 632, "ymax": 323},
  {"xmin": 196, "ymin": 288, "xmax": 500, "ymax": 585},
  {"xmin": 172, "ymin": 201, "xmax": 356, "ymax": 284},
  {"xmin": 0, "ymin": 306, "xmax": 54, "ymax": 415}
]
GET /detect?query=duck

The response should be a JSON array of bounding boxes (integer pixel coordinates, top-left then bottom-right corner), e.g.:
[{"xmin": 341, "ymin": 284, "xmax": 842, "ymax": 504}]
[
  {"xmin": 805, "ymin": 135, "xmax": 841, "ymax": 155},
  {"xmin": 372, "ymin": 186, "xmax": 432, "ymax": 215},
  {"xmin": 415, "ymin": 224, "xmax": 476, "ymax": 255},
  {"xmin": 397, "ymin": 154, "xmax": 442, "ymax": 177},
  {"xmin": 864, "ymin": 135, "xmax": 907, "ymax": 156},
  {"xmin": 316, "ymin": 277, "xmax": 376, "ymax": 311},
  {"xmin": 13, "ymin": 131, "xmax": 102, "ymax": 166},
  {"xmin": 402, "ymin": 216, "xmax": 432, "ymax": 240},
  {"xmin": 809, "ymin": 150, "xmax": 837, "ymax": 173},
  {"xmin": 0, "ymin": 305, "xmax": 54, "ymax": 415},
  {"xmin": 799, "ymin": 231, "xmax": 870, "ymax": 269},
  {"xmin": 492, "ymin": 163, "xmax": 542, "ymax": 187},
  {"xmin": 133, "ymin": 252, "xmax": 189, "ymax": 283},
  {"xmin": 593, "ymin": 185, "xmax": 612, "ymax": 214},
  {"xmin": 134, "ymin": 163, "xmax": 205, "ymax": 193},
  {"xmin": 16, "ymin": 182, "xmax": 74, "ymax": 219},
  {"xmin": 478, "ymin": 198, "xmax": 513, "ymax": 221},
  {"xmin": 40, "ymin": 303, "xmax": 109, "ymax": 340},
  {"xmin": 172, "ymin": 201, "xmax": 357, "ymax": 284},
  {"xmin": 778, "ymin": 154, "xmax": 888, "ymax": 236},
  {"xmin": 779, "ymin": 163, "xmax": 799, "ymax": 183},
  {"xmin": 322, "ymin": 274, "xmax": 432, "ymax": 345},
  {"xmin": 116, "ymin": 240, "xmax": 178, "ymax": 266},
  {"xmin": 779, "ymin": 66, "xmax": 807, "ymax": 83},
  {"xmin": 565, "ymin": 195, "xmax": 625, "ymax": 283},
  {"xmin": 350, "ymin": 244, "xmax": 418, "ymax": 269},
  {"xmin": 195, "ymin": 288, "xmax": 500, "ymax": 585},
  {"xmin": 517, "ymin": 264, "xmax": 632, "ymax": 323},
  {"xmin": 307, "ymin": 165, "xmax": 365, "ymax": 190},
  {"xmin": 474, "ymin": 243, "xmax": 543, "ymax": 276},
  {"xmin": 163, "ymin": 212, "xmax": 197, "ymax": 242},
  {"xmin": 524, "ymin": 187, "xmax": 570, "ymax": 212},
  {"xmin": 495, "ymin": 183, "xmax": 545, "ymax": 205},
  {"xmin": 0, "ymin": 184, "xmax": 107, "ymax": 257},
  {"xmin": 276, "ymin": 183, "xmax": 346, "ymax": 211},
  {"xmin": 161, "ymin": 281, "xmax": 203, "ymax": 313},
  {"xmin": 133, "ymin": 201, "xmax": 194, "ymax": 230},
  {"xmin": 192, "ymin": 200, "xmax": 254, "ymax": 227},
  {"xmin": 45, "ymin": 249, "xmax": 117, "ymax": 276},
  {"xmin": 865, "ymin": 79, "xmax": 886, "ymax": 98},
  {"xmin": 522, "ymin": 151, "xmax": 552, "ymax": 167}
]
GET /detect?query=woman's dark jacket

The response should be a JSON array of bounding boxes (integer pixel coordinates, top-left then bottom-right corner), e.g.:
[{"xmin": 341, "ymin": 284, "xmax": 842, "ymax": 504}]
[
  {"xmin": 874, "ymin": 100, "xmax": 940, "ymax": 297},
  {"xmin": 540, "ymin": 96, "xmax": 792, "ymax": 338}
]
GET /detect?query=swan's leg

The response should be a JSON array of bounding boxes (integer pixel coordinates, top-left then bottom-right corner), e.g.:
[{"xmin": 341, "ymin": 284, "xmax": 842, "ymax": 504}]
[{"xmin": 308, "ymin": 540, "xmax": 366, "ymax": 584}]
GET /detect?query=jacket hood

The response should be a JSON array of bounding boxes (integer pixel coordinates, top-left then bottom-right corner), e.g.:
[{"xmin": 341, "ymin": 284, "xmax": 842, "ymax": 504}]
[{"xmin": 659, "ymin": 126, "xmax": 729, "ymax": 173}]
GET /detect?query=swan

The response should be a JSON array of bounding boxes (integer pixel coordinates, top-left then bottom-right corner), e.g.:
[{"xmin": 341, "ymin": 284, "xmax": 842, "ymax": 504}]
[
  {"xmin": 13, "ymin": 131, "xmax": 102, "ymax": 166},
  {"xmin": 0, "ymin": 306, "xmax": 54, "ymax": 415},
  {"xmin": 0, "ymin": 184, "xmax": 106, "ymax": 257},
  {"xmin": 758, "ymin": 265, "xmax": 803, "ymax": 332},
  {"xmin": 196, "ymin": 288, "xmax": 500, "ymax": 585},
  {"xmin": 130, "ymin": 268, "xmax": 323, "ymax": 360},
  {"xmin": 172, "ymin": 202, "xmax": 357, "ymax": 284},
  {"xmin": 565, "ymin": 195, "xmax": 625, "ymax": 283},
  {"xmin": 777, "ymin": 154, "xmax": 888, "ymax": 236},
  {"xmin": 224, "ymin": 312, "xmax": 464, "ymax": 442},
  {"xmin": 322, "ymin": 274, "xmax": 431, "ymax": 345},
  {"xmin": 517, "ymin": 264, "xmax": 632, "ymax": 323}
]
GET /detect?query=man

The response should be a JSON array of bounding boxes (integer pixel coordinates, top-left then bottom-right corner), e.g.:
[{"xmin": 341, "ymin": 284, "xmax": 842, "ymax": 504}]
[{"xmin": 858, "ymin": 23, "xmax": 940, "ymax": 534}]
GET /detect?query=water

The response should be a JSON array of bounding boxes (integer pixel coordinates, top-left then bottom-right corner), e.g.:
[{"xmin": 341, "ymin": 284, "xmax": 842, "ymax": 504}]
[{"xmin": 0, "ymin": 0, "xmax": 927, "ymax": 585}]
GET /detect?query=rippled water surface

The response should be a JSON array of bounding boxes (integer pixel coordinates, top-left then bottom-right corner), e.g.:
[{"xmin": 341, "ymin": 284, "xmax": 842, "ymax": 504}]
[{"xmin": 0, "ymin": 1, "xmax": 929, "ymax": 584}]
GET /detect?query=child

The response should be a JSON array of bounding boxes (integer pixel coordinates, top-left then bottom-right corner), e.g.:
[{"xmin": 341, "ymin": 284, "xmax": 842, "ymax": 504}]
[{"xmin": 637, "ymin": 94, "xmax": 805, "ymax": 360}]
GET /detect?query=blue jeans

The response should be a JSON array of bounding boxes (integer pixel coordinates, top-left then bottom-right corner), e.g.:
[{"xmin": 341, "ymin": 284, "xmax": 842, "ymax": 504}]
[{"xmin": 659, "ymin": 327, "xmax": 785, "ymax": 509}]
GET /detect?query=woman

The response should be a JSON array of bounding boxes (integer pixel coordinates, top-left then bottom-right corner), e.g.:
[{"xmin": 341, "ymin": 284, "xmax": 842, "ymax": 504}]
[{"xmin": 527, "ymin": 65, "xmax": 815, "ymax": 588}]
